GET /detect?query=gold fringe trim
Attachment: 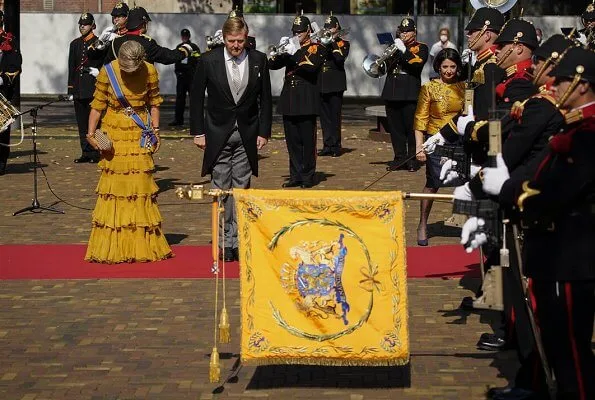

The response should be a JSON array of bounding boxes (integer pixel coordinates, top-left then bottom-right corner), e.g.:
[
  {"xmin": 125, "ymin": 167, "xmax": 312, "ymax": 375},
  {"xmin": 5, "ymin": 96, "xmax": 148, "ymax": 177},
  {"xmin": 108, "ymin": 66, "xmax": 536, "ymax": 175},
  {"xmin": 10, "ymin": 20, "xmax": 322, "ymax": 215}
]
[
  {"xmin": 209, "ymin": 347, "xmax": 221, "ymax": 383},
  {"xmin": 240, "ymin": 356, "xmax": 410, "ymax": 367},
  {"xmin": 219, "ymin": 307, "xmax": 231, "ymax": 344}
]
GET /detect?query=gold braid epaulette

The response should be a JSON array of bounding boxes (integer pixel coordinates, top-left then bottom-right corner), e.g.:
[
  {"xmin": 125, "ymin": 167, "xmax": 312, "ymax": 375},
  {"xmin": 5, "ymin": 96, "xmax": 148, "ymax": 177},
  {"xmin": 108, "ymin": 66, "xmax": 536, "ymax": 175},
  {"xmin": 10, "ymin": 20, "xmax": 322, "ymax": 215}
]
[{"xmin": 472, "ymin": 55, "xmax": 498, "ymax": 85}]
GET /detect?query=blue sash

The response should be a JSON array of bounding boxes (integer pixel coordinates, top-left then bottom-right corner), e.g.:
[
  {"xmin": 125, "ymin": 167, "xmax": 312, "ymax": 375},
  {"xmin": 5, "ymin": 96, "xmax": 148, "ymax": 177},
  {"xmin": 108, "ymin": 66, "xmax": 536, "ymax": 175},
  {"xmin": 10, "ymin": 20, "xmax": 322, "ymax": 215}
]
[{"xmin": 105, "ymin": 62, "xmax": 158, "ymax": 150}]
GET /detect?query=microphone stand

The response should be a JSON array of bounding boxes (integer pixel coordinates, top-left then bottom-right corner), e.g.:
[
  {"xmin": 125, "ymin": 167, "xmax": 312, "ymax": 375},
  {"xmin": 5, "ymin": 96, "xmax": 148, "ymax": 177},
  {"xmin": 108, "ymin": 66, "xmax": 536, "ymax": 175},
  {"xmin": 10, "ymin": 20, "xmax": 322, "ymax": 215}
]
[{"xmin": 13, "ymin": 97, "xmax": 69, "ymax": 216}]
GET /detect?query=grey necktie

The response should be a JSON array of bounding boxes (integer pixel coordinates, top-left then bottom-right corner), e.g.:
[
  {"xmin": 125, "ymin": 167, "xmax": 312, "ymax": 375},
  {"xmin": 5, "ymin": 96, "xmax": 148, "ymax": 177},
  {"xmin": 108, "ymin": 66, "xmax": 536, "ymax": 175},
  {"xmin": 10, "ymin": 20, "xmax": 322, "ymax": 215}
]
[{"xmin": 231, "ymin": 57, "xmax": 241, "ymax": 93}]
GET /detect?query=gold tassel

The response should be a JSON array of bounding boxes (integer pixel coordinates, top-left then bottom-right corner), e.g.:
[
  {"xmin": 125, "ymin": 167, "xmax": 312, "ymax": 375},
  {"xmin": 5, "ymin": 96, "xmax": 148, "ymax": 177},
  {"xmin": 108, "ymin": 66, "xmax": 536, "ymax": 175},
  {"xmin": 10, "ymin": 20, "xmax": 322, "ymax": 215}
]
[
  {"xmin": 219, "ymin": 307, "xmax": 231, "ymax": 343},
  {"xmin": 209, "ymin": 347, "xmax": 221, "ymax": 383}
]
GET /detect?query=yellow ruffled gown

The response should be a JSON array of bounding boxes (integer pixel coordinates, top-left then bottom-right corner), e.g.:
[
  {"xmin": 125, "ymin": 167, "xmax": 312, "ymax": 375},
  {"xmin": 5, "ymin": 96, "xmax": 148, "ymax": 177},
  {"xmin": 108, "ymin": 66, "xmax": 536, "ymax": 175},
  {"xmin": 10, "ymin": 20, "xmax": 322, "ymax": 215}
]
[{"xmin": 85, "ymin": 61, "xmax": 173, "ymax": 263}]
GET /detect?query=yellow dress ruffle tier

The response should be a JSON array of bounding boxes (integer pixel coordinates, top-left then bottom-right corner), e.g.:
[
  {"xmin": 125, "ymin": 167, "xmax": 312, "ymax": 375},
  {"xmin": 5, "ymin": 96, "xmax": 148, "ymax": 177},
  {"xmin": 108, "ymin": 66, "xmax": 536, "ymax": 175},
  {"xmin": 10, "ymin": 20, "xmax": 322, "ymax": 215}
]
[{"xmin": 85, "ymin": 61, "xmax": 172, "ymax": 264}]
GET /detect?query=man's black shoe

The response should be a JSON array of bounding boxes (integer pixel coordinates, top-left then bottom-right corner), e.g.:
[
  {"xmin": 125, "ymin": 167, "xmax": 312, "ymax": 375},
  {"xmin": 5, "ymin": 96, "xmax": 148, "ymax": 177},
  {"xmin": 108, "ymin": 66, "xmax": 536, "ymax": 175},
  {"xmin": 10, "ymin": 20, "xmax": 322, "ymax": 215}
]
[
  {"xmin": 74, "ymin": 156, "xmax": 93, "ymax": 163},
  {"xmin": 282, "ymin": 180, "xmax": 302, "ymax": 188},
  {"xmin": 168, "ymin": 120, "xmax": 183, "ymax": 126},
  {"xmin": 301, "ymin": 182, "xmax": 313, "ymax": 188},
  {"xmin": 386, "ymin": 159, "xmax": 408, "ymax": 171},
  {"xmin": 317, "ymin": 148, "xmax": 333, "ymax": 156},
  {"xmin": 0, "ymin": 162, "xmax": 6, "ymax": 176},
  {"xmin": 232, "ymin": 248, "xmax": 239, "ymax": 262},
  {"xmin": 219, "ymin": 248, "xmax": 235, "ymax": 262},
  {"xmin": 487, "ymin": 386, "xmax": 538, "ymax": 399},
  {"xmin": 477, "ymin": 333, "xmax": 507, "ymax": 351},
  {"xmin": 331, "ymin": 149, "xmax": 341, "ymax": 157}
]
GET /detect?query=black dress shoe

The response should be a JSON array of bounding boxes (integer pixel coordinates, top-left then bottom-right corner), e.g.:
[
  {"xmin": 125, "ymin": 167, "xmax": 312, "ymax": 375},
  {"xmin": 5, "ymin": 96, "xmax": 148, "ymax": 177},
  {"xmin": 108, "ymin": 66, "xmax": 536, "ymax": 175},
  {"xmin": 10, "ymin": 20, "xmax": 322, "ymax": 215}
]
[
  {"xmin": 232, "ymin": 248, "xmax": 239, "ymax": 262},
  {"xmin": 219, "ymin": 248, "xmax": 235, "ymax": 262},
  {"xmin": 282, "ymin": 180, "xmax": 302, "ymax": 188},
  {"xmin": 0, "ymin": 162, "xmax": 6, "ymax": 176},
  {"xmin": 331, "ymin": 149, "xmax": 341, "ymax": 157},
  {"xmin": 301, "ymin": 182, "xmax": 313, "ymax": 188},
  {"xmin": 317, "ymin": 148, "xmax": 333, "ymax": 156},
  {"xmin": 74, "ymin": 156, "xmax": 92, "ymax": 163},
  {"xmin": 386, "ymin": 159, "xmax": 408, "ymax": 171},
  {"xmin": 487, "ymin": 386, "xmax": 537, "ymax": 399},
  {"xmin": 477, "ymin": 333, "xmax": 507, "ymax": 351}
]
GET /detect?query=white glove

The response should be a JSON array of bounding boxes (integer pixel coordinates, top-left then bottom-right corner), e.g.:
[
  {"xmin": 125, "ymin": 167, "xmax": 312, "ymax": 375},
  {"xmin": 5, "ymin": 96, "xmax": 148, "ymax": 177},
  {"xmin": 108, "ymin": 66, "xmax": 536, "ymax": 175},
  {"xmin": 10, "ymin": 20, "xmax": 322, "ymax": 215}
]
[
  {"xmin": 460, "ymin": 217, "xmax": 487, "ymax": 253},
  {"xmin": 88, "ymin": 67, "xmax": 99, "ymax": 77},
  {"xmin": 279, "ymin": 36, "xmax": 289, "ymax": 46},
  {"xmin": 100, "ymin": 26, "xmax": 117, "ymax": 42},
  {"xmin": 285, "ymin": 38, "xmax": 298, "ymax": 56},
  {"xmin": 393, "ymin": 38, "xmax": 406, "ymax": 53},
  {"xmin": 453, "ymin": 182, "xmax": 474, "ymax": 201},
  {"xmin": 422, "ymin": 133, "xmax": 445, "ymax": 154},
  {"xmin": 215, "ymin": 29, "xmax": 222, "ymax": 37},
  {"xmin": 470, "ymin": 164, "xmax": 482, "ymax": 179},
  {"xmin": 481, "ymin": 153, "xmax": 510, "ymax": 196},
  {"xmin": 461, "ymin": 48, "xmax": 473, "ymax": 63},
  {"xmin": 456, "ymin": 105, "xmax": 475, "ymax": 136},
  {"xmin": 440, "ymin": 159, "xmax": 460, "ymax": 185},
  {"xmin": 181, "ymin": 43, "xmax": 194, "ymax": 53}
]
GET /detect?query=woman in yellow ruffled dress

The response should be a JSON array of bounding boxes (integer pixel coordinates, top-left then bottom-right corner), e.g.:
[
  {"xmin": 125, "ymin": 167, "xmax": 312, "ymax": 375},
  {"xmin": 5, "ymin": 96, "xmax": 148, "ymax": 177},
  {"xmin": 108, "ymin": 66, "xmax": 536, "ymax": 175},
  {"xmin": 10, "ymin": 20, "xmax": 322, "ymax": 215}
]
[{"xmin": 85, "ymin": 41, "xmax": 172, "ymax": 263}]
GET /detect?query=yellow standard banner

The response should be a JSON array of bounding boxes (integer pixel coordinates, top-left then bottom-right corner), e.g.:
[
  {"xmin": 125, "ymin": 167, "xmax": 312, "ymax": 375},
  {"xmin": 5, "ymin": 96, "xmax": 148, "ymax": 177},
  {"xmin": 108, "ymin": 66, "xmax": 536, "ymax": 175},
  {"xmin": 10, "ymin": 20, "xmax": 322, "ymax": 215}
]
[{"xmin": 234, "ymin": 189, "xmax": 409, "ymax": 366}]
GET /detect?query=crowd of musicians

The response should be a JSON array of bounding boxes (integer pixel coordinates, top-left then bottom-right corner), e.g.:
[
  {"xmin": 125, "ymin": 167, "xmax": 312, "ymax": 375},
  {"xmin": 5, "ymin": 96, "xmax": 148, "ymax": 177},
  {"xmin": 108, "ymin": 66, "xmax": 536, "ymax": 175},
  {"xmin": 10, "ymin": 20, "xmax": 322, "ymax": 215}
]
[{"xmin": 0, "ymin": 1, "xmax": 593, "ymax": 398}]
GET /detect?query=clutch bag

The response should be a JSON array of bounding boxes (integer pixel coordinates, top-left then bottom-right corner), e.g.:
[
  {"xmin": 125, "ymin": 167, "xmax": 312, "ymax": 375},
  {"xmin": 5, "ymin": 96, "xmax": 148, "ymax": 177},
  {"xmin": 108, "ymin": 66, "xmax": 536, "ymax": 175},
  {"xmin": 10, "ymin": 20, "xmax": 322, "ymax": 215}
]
[{"xmin": 93, "ymin": 128, "xmax": 113, "ymax": 151}]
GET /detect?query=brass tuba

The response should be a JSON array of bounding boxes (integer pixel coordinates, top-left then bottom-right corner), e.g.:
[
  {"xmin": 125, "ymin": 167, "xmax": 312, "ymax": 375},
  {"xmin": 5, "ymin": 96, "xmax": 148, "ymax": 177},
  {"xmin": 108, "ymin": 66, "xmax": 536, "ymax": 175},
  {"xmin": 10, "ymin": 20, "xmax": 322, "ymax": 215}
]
[
  {"xmin": 0, "ymin": 91, "xmax": 19, "ymax": 133},
  {"xmin": 362, "ymin": 42, "xmax": 400, "ymax": 78},
  {"xmin": 469, "ymin": 0, "xmax": 518, "ymax": 13}
]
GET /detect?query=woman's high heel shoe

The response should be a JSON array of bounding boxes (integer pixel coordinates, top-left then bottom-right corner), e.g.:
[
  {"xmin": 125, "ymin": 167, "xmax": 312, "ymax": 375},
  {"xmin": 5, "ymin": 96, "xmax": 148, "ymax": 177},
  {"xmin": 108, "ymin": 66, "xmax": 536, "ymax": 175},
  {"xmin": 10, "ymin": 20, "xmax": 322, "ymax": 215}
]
[{"xmin": 417, "ymin": 226, "xmax": 428, "ymax": 246}]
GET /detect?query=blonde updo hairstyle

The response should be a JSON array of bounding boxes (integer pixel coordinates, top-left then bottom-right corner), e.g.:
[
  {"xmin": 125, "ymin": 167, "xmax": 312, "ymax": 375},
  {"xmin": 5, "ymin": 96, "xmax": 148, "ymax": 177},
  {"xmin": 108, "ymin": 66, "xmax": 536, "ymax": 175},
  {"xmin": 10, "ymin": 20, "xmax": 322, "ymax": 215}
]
[{"xmin": 118, "ymin": 40, "xmax": 146, "ymax": 72}]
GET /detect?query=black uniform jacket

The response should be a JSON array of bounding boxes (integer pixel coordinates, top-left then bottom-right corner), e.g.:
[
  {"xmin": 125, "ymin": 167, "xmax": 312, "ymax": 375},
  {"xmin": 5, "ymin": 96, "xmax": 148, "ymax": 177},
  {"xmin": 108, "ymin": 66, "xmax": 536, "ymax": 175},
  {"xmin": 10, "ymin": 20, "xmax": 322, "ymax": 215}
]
[
  {"xmin": 499, "ymin": 105, "xmax": 595, "ymax": 281},
  {"xmin": 67, "ymin": 33, "xmax": 104, "ymax": 99},
  {"xmin": 189, "ymin": 47, "xmax": 272, "ymax": 177},
  {"xmin": 440, "ymin": 47, "xmax": 505, "ymax": 141},
  {"xmin": 381, "ymin": 40, "xmax": 428, "ymax": 102},
  {"xmin": 106, "ymin": 32, "xmax": 186, "ymax": 65},
  {"xmin": 174, "ymin": 40, "xmax": 201, "ymax": 75},
  {"xmin": 269, "ymin": 40, "xmax": 324, "ymax": 115},
  {"xmin": 469, "ymin": 86, "xmax": 564, "ymax": 198},
  {"xmin": 0, "ymin": 30, "xmax": 22, "ymax": 101},
  {"xmin": 317, "ymin": 38, "xmax": 349, "ymax": 93}
]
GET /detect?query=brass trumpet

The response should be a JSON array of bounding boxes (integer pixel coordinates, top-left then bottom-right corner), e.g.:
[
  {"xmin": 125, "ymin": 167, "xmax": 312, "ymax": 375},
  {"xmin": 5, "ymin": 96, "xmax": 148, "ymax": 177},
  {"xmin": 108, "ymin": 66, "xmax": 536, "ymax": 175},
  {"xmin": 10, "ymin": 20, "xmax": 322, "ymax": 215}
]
[
  {"xmin": 206, "ymin": 31, "xmax": 223, "ymax": 49},
  {"xmin": 267, "ymin": 37, "xmax": 291, "ymax": 58},
  {"xmin": 92, "ymin": 24, "xmax": 118, "ymax": 51},
  {"xmin": 362, "ymin": 42, "xmax": 400, "ymax": 78},
  {"xmin": 312, "ymin": 27, "xmax": 350, "ymax": 46}
]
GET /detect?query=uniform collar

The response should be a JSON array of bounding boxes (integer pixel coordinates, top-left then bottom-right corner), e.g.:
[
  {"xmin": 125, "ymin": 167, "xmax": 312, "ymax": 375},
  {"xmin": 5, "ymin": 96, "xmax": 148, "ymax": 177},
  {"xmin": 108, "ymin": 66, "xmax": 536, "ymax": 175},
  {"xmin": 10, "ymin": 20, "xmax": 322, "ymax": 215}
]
[
  {"xmin": 127, "ymin": 29, "xmax": 142, "ymax": 36},
  {"xmin": 82, "ymin": 32, "xmax": 96, "ymax": 42},
  {"xmin": 477, "ymin": 46, "xmax": 496, "ymax": 63},
  {"xmin": 564, "ymin": 101, "xmax": 595, "ymax": 124},
  {"xmin": 505, "ymin": 58, "xmax": 533, "ymax": 77}
]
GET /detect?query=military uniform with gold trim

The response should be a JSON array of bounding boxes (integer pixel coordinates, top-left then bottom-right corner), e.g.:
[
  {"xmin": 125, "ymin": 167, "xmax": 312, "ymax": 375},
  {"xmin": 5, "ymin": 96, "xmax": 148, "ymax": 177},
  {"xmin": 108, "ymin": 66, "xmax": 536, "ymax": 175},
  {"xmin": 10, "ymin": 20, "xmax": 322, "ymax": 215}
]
[
  {"xmin": 382, "ymin": 17, "xmax": 429, "ymax": 168},
  {"xmin": 497, "ymin": 47, "xmax": 595, "ymax": 400},
  {"xmin": 269, "ymin": 15, "xmax": 324, "ymax": 188},
  {"xmin": 105, "ymin": 8, "xmax": 190, "ymax": 65},
  {"xmin": 0, "ymin": 11, "xmax": 22, "ymax": 175},
  {"xmin": 317, "ymin": 15, "xmax": 349, "ymax": 157}
]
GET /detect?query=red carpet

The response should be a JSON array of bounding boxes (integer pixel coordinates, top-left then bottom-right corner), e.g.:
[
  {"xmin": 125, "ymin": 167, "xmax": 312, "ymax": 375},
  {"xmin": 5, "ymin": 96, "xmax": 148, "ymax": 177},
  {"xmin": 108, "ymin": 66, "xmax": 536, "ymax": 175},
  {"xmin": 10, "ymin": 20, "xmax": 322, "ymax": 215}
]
[{"xmin": 0, "ymin": 244, "xmax": 479, "ymax": 280}]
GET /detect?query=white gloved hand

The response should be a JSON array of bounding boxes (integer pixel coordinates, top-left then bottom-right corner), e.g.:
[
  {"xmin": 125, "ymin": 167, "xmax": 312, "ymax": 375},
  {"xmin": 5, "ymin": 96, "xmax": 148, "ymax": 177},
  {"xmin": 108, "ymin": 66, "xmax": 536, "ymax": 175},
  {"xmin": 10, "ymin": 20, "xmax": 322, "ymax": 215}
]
[
  {"xmin": 422, "ymin": 133, "xmax": 445, "ymax": 154},
  {"xmin": 440, "ymin": 159, "xmax": 457, "ymax": 182},
  {"xmin": 393, "ymin": 38, "xmax": 406, "ymax": 53},
  {"xmin": 279, "ymin": 36, "xmax": 289, "ymax": 46},
  {"xmin": 100, "ymin": 26, "xmax": 117, "ymax": 42},
  {"xmin": 461, "ymin": 48, "xmax": 474, "ymax": 64},
  {"xmin": 470, "ymin": 164, "xmax": 482, "ymax": 179},
  {"xmin": 215, "ymin": 29, "xmax": 222, "ymax": 37},
  {"xmin": 285, "ymin": 38, "xmax": 298, "ymax": 56},
  {"xmin": 482, "ymin": 153, "xmax": 510, "ymax": 196},
  {"xmin": 456, "ymin": 105, "xmax": 475, "ymax": 136},
  {"xmin": 88, "ymin": 67, "xmax": 99, "ymax": 77},
  {"xmin": 460, "ymin": 217, "xmax": 487, "ymax": 253},
  {"xmin": 453, "ymin": 182, "xmax": 474, "ymax": 201}
]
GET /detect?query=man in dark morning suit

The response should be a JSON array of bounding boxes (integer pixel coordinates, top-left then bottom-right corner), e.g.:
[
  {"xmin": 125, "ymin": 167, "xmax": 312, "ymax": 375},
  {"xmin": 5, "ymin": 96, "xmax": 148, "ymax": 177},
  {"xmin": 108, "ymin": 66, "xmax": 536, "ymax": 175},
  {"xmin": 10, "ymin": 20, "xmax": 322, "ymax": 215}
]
[
  {"xmin": 169, "ymin": 28, "xmax": 201, "ymax": 127},
  {"xmin": 190, "ymin": 17, "xmax": 272, "ymax": 262},
  {"xmin": 105, "ymin": 8, "xmax": 195, "ymax": 65},
  {"xmin": 473, "ymin": 46, "xmax": 595, "ymax": 400},
  {"xmin": 0, "ymin": 10, "xmax": 22, "ymax": 176},
  {"xmin": 383, "ymin": 17, "xmax": 428, "ymax": 172},
  {"xmin": 269, "ymin": 15, "xmax": 324, "ymax": 188},
  {"xmin": 68, "ymin": 13, "xmax": 104, "ymax": 164},
  {"xmin": 317, "ymin": 14, "xmax": 349, "ymax": 158}
]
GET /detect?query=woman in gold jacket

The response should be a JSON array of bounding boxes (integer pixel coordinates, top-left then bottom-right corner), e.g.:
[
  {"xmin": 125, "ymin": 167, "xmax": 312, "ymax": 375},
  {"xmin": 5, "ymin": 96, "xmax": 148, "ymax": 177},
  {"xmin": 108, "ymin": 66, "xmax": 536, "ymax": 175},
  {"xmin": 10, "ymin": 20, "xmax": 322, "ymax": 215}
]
[{"xmin": 413, "ymin": 48, "xmax": 464, "ymax": 246}]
